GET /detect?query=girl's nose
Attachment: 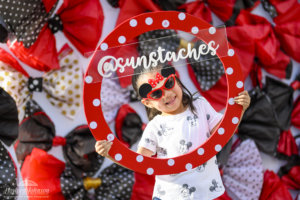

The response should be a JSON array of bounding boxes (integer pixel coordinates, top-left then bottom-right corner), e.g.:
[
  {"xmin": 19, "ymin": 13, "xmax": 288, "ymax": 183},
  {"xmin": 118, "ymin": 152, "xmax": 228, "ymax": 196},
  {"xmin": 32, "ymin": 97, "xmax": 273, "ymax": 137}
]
[{"xmin": 162, "ymin": 89, "xmax": 172, "ymax": 99}]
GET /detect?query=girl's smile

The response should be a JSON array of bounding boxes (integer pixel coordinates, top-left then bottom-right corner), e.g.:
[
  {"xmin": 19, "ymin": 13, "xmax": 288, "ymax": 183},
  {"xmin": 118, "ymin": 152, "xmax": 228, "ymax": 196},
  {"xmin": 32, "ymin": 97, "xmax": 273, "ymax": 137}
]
[{"xmin": 138, "ymin": 70, "xmax": 186, "ymax": 116}]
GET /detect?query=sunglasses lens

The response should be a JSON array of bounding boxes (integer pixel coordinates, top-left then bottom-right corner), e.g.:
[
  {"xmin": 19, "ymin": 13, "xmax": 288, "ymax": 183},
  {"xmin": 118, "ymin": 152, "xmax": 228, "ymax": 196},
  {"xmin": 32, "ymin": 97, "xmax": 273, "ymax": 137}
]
[
  {"xmin": 165, "ymin": 76, "xmax": 175, "ymax": 89},
  {"xmin": 150, "ymin": 89, "xmax": 163, "ymax": 99}
]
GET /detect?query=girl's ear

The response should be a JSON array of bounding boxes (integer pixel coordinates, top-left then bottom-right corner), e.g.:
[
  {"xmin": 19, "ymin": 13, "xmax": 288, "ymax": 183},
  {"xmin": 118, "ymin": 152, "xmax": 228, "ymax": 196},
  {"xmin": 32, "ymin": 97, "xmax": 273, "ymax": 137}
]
[{"xmin": 141, "ymin": 99, "xmax": 153, "ymax": 108}]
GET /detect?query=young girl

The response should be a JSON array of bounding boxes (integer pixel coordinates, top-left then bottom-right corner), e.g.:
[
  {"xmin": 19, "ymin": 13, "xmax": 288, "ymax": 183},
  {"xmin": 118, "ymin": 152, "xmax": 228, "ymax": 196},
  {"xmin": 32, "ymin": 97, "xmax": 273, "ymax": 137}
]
[{"xmin": 95, "ymin": 64, "xmax": 250, "ymax": 200}]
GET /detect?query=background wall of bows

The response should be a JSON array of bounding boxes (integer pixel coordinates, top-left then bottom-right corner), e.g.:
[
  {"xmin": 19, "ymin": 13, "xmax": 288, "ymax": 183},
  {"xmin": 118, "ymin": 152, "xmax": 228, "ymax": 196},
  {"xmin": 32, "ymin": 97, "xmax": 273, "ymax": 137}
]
[{"xmin": 0, "ymin": 0, "xmax": 300, "ymax": 199}]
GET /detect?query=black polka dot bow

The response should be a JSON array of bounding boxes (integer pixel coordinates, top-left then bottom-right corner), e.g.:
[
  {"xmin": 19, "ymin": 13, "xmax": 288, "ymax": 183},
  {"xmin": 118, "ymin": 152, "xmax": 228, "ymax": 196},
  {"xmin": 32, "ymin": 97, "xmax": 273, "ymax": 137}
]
[
  {"xmin": 0, "ymin": 46, "xmax": 83, "ymax": 120},
  {"xmin": 94, "ymin": 163, "xmax": 134, "ymax": 200},
  {"xmin": 0, "ymin": 142, "xmax": 18, "ymax": 200},
  {"xmin": 138, "ymin": 29, "xmax": 180, "ymax": 59},
  {"xmin": 0, "ymin": 0, "xmax": 58, "ymax": 48},
  {"xmin": 5, "ymin": 0, "xmax": 104, "ymax": 72},
  {"xmin": 188, "ymin": 40, "xmax": 224, "ymax": 91}
]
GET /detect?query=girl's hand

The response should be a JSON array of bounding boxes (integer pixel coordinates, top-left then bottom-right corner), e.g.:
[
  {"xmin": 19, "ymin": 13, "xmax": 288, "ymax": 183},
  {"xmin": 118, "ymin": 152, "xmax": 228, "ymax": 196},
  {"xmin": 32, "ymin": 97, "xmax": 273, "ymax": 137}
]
[
  {"xmin": 234, "ymin": 90, "xmax": 251, "ymax": 111},
  {"xmin": 95, "ymin": 140, "xmax": 112, "ymax": 157}
]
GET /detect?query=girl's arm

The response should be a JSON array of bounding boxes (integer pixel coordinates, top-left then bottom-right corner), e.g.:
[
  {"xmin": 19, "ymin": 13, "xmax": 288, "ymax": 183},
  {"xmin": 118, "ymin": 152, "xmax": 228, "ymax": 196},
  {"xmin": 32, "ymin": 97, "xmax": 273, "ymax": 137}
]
[
  {"xmin": 210, "ymin": 90, "xmax": 250, "ymax": 135},
  {"xmin": 137, "ymin": 146, "xmax": 154, "ymax": 157}
]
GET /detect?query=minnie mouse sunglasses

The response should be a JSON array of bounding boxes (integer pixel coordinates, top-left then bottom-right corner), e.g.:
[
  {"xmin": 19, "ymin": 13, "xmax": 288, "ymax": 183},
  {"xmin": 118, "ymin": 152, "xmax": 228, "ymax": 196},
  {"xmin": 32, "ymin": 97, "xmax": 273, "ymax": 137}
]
[{"xmin": 144, "ymin": 74, "xmax": 176, "ymax": 100}]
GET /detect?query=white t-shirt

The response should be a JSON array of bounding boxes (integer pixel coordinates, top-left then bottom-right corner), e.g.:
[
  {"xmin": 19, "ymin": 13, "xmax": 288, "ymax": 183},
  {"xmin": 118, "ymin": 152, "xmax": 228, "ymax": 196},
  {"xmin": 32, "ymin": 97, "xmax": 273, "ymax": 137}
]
[{"xmin": 138, "ymin": 97, "xmax": 225, "ymax": 200}]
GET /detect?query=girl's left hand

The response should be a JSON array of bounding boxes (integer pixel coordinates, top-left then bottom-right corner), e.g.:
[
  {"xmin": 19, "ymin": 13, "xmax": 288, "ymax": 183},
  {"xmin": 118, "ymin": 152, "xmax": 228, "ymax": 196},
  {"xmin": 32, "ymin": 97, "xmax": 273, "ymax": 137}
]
[{"xmin": 234, "ymin": 90, "xmax": 251, "ymax": 111}]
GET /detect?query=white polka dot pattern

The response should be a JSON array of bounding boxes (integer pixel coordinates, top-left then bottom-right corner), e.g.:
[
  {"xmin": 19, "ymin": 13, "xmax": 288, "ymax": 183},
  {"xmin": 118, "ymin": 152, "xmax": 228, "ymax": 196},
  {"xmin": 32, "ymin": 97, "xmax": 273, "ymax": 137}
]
[
  {"xmin": 222, "ymin": 139, "xmax": 264, "ymax": 200},
  {"xmin": 95, "ymin": 163, "xmax": 134, "ymax": 199},
  {"xmin": 0, "ymin": 142, "xmax": 17, "ymax": 199}
]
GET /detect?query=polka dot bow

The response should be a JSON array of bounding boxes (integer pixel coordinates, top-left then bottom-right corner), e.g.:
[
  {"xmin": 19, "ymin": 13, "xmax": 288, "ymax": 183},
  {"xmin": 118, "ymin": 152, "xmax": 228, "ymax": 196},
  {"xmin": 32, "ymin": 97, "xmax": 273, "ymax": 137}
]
[
  {"xmin": 4, "ymin": 0, "xmax": 104, "ymax": 72},
  {"xmin": 0, "ymin": 46, "xmax": 83, "ymax": 121},
  {"xmin": 61, "ymin": 163, "xmax": 134, "ymax": 200},
  {"xmin": 222, "ymin": 139, "xmax": 264, "ymax": 200},
  {"xmin": 148, "ymin": 72, "xmax": 164, "ymax": 88},
  {"xmin": 0, "ymin": 142, "xmax": 17, "ymax": 199}
]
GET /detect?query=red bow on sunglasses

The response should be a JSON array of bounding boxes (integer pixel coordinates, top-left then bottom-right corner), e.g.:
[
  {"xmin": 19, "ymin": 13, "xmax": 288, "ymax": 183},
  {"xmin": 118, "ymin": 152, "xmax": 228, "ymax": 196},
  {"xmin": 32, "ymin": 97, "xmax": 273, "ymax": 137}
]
[{"xmin": 148, "ymin": 73, "xmax": 164, "ymax": 88}]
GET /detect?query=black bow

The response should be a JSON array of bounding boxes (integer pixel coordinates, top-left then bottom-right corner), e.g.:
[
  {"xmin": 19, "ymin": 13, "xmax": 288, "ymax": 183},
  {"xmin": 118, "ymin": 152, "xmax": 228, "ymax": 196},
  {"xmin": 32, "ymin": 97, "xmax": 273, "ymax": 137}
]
[
  {"xmin": 61, "ymin": 163, "xmax": 134, "ymax": 200},
  {"xmin": 0, "ymin": 87, "xmax": 18, "ymax": 146},
  {"xmin": 238, "ymin": 76, "xmax": 294, "ymax": 156}
]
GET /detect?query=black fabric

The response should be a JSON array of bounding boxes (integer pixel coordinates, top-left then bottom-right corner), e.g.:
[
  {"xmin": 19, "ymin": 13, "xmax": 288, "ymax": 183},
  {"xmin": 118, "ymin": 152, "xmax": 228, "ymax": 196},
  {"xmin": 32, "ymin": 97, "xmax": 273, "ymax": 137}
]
[
  {"xmin": 121, "ymin": 113, "xmax": 144, "ymax": 147},
  {"xmin": 225, "ymin": 0, "xmax": 259, "ymax": 26},
  {"xmin": 264, "ymin": 77, "xmax": 294, "ymax": 131},
  {"xmin": 0, "ymin": 17, "xmax": 9, "ymax": 43},
  {"xmin": 153, "ymin": 0, "xmax": 186, "ymax": 10},
  {"xmin": 62, "ymin": 126, "xmax": 104, "ymax": 178},
  {"xmin": 139, "ymin": 83, "xmax": 152, "ymax": 98},
  {"xmin": 129, "ymin": 89, "xmax": 140, "ymax": 102},
  {"xmin": 48, "ymin": 14, "xmax": 63, "ymax": 34},
  {"xmin": 278, "ymin": 157, "xmax": 300, "ymax": 177},
  {"xmin": 138, "ymin": 29, "xmax": 180, "ymax": 59},
  {"xmin": 16, "ymin": 100, "xmax": 55, "ymax": 162},
  {"xmin": 188, "ymin": 40, "xmax": 224, "ymax": 91},
  {"xmin": 261, "ymin": 0, "xmax": 278, "ymax": 18},
  {"xmin": 28, "ymin": 77, "xmax": 43, "ymax": 92},
  {"xmin": 238, "ymin": 76, "xmax": 294, "ymax": 156},
  {"xmin": 0, "ymin": 142, "xmax": 17, "ymax": 200},
  {"xmin": 161, "ymin": 65, "xmax": 176, "ymax": 77},
  {"xmin": 0, "ymin": 87, "xmax": 18, "ymax": 146},
  {"xmin": 95, "ymin": 163, "xmax": 134, "ymax": 200},
  {"xmin": 216, "ymin": 137, "xmax": 233, "ymax": 167},
  {"xmin": 106, "ymin": 0, "xmax": 120, "ymax": 8},
  {"xmin": 0, "ymin": 0, "xmax": 57, "ymax": 47},
  {"xmin": 61, "ymin": 163, "xmax": 134, "ymax": 200},
  {"xmin": 60, "ymin": 165, "xmax": 93, "ymax": 200},
  {"xmin": 238, "ymin": 87, "xmax": 281, "ymax": 155}
]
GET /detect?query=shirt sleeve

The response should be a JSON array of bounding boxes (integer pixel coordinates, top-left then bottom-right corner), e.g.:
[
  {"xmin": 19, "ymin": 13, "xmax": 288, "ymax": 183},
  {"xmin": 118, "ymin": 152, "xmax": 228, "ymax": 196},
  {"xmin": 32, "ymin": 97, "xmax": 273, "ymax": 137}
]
[
  {"xmin": 196, "ymin": 97, "xmax": 223, "ymax": 132},
  {"xmin": 137, "ymin": 120, "xmax": 157, "ymax": 154}
]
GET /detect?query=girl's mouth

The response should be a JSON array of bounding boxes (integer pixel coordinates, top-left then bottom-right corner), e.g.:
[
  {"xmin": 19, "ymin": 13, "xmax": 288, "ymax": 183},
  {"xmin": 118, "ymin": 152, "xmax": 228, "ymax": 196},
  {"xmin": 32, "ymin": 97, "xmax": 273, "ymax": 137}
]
[{"xmin": 166, "ymin": 96, "xmax": 176, "ymax": 105}]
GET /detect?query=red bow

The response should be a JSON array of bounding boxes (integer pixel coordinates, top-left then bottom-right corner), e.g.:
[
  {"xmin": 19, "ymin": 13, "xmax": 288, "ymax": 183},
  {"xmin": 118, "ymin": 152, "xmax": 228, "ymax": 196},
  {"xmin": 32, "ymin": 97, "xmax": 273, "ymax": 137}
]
[
  {"xmin": 259, "ymin": 170, "xmax": 293, "ymax": 200},
  {"xmin": 148, "ymin": 73, "xmax": 164, "ymax": 88},
  {"xmin": 277, "ymin": 129, "xmax": 299, "ymax": 157},
  {"xmin": 273, "ymin": 4, "xmax": 300, "ymax": 63},
  {"xmin": 7, "ymin": 0, "xmax": 104, "ymax": 72}
]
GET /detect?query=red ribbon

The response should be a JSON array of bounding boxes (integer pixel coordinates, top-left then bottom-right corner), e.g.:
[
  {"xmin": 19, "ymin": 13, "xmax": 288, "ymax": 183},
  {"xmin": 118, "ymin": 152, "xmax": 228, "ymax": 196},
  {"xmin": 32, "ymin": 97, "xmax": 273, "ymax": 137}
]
[{"xmin": 148, "ymin": 73, "xmax": 164, "ymax": 88}]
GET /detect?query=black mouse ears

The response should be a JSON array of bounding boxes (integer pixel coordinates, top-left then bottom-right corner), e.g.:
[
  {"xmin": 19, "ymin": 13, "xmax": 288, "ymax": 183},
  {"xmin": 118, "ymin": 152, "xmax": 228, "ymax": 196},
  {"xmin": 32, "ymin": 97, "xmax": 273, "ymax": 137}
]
[
  {"xmin": 161, "ymin": 64, "xmax": 175, "ymax": 77},
  {"xmin": 138, "ymin": 65, "xmax": 176, "ymax": 98}
]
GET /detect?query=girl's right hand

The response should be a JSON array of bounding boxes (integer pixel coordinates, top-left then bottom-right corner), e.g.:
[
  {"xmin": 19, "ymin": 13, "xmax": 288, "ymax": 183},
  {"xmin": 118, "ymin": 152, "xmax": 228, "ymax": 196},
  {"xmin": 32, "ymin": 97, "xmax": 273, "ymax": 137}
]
[{"xmin": 95, "ymin": 140, "xmax": 112, "ymax": 157}]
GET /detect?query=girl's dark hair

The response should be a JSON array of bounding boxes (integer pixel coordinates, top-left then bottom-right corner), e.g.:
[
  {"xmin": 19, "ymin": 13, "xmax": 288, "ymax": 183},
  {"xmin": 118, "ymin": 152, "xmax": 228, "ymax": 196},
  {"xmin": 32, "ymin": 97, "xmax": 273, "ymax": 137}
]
[{"xmin": 132, "ymin": 64, "xmax": 196, "ymax": 120}]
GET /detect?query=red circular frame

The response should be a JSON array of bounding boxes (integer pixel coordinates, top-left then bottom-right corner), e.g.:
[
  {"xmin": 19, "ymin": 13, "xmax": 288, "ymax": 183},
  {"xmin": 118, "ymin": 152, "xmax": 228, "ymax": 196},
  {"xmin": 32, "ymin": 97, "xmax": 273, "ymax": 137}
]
[{"xmin": 84, "ymin": 11, "xmax": 243, "ymax": 175}]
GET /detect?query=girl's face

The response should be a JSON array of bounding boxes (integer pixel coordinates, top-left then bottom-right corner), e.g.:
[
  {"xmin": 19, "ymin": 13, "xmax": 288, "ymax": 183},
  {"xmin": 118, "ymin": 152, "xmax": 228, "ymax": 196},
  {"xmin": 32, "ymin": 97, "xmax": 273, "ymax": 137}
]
[{"xmin": 138, "ymin": 70, "xmax": 185, "ymax": 116}]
